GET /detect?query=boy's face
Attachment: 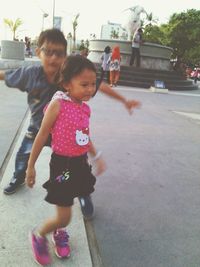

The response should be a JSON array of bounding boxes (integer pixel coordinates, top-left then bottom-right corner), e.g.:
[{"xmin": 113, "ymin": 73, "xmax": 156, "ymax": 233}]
[{"xmin": 36, "ymin": 41, "xmax": 66, "ymax": 76}]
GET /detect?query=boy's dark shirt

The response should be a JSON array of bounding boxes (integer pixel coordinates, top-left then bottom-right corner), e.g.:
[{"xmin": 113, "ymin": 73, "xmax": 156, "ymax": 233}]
[{"xmin": 5, "ymin": 65, "xmax": 58, "ymax": 136}]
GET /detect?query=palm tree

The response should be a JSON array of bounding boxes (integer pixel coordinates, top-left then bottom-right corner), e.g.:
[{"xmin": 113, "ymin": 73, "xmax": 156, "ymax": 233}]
[
  {"xmin": 72, "ymin": 13, "xmax": 80, "ymax": 50},
  {"xmin": 67, "ymin": 32, "xmax": 72, "ymax": 39},
  {"xmin": 144, "ymin": 12, "xmax": 158, "ymax": 27},
  {"xmin": 90, "ymin": 33, "xmax": 96, "ymax": 39},
  {"xmin": 110, "ymin": 29, "xmax": 119, "ymax": 39},
  {"xmin": 4, "ymin": 18, "xmax": 23, "ymax": 40},
  {"xmin": 67, "ymin": 32, "xmax": 73, "ymax": 54}
]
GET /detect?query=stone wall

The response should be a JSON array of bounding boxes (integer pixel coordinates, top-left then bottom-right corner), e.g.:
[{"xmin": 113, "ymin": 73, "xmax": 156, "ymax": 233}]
[
  {"xmin": 88, "ymin": 39, "xmax": 173, "ymax": 70},
  {"xmin": 1, "ymin": 40, "xmax": 25, "ymax": 60}
]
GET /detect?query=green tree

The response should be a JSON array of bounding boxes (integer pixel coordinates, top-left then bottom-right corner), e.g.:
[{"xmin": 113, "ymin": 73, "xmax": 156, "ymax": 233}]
[
  {"xmin": 144, "ymin": 12, "xmax": 158, "ymax": 27},
  {"xmin": 79, "ymin": 39, "xmax": 85, "ymax": 51},
  {"xmin": 90, "ymin": 33, "xmax": 96, "ymax": 39},
  {"xmin": 143, "ymin": 12, "xmax": 161, "ymax": 43},
  {"xmin": 67, "ymin": 32, "xmax": 72, "ymax": 39},
  {"xmin": 143, "ymin": 25, "xmax": 165, "ymax": 44},
  {"xmin": 78, "ymin": 39, "xmax": 90, "ymax": 53},
  {"xmin": 165, "ymin": 9, "xmax": 200, "ymax": 64},
  {"xmin": 110, "ymin": 29, "xmax": 119, "ymax": 39},
  {"xmin": 4, "ymin": 18, "xmax": 23, "ymax": 40}
]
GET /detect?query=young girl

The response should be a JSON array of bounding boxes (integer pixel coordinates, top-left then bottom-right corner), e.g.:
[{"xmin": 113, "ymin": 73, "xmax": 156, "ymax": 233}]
[
  {"xmin": 109, "ymin": 46, "xmax": 121, "ymax": 87},
  {"xmin": 25, "ymin": 55, "xmax": 106, "ymax": 266}
]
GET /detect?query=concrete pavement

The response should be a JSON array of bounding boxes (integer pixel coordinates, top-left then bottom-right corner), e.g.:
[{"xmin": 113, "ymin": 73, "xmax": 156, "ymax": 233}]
[{"xmin": 89, "ymin": 85, "xmax": 200, "ymax": 267}]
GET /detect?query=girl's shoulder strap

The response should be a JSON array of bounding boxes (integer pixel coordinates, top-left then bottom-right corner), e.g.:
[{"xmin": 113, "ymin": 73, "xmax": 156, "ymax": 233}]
[{"xmin": 51, "ymin": 90, "xmax": 69, "ymax": 101}]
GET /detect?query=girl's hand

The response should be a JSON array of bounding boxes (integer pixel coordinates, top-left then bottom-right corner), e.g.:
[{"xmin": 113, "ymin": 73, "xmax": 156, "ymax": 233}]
[
  {"xmin": 124, "ymin": 99, "xmax": 142, "ymax": 115},
  {"xmin": 25, "ymin": 167, "xmax": 36, "ymax": 188},
  {"xmin": 94, "ymin": 157, "xmax": 106, "ymax": 176}
]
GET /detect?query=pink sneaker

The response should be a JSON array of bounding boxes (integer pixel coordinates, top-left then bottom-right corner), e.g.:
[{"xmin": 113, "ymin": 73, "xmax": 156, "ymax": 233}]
[
  {"xmin": 52, "ymin": 229, "xmax": 70, "ymax": 258},
  {"xmin": 30, "ymin": 230, "xmax": 51, "ymax": 265}
]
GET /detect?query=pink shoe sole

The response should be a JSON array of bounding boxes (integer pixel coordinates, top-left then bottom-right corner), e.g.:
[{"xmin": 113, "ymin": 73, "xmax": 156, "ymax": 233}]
[{"xmin": 52, "ymin": 235, "xmax": 71, "ymax": 259}]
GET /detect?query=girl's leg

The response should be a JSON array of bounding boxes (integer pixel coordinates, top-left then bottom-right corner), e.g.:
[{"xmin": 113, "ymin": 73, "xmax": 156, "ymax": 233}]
[
  {"xmin": 30, "ymin": 206, "xmax": 72, "ymax": 264},
  {"xmin": 39, "ymin": 206, "xmax": 72, "ymax": 237},
  {"xmin": 110, "ymin": 71, "xmax": 114, "ymax": 86},
  {"xmin": 114, "ymin": 71, "xmax": 120, "ymax": 85}
]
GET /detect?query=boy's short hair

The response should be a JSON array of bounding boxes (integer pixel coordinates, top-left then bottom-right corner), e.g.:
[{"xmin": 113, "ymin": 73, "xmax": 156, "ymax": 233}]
[{"xmin": 37, "ymin": 28, "xmax": 67, "ymax": 50}]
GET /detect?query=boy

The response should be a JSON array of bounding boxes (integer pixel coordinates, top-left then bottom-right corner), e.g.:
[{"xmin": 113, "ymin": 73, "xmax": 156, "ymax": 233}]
[{"xmin": 0, "ymin": 28, "xmax": 140, "ymax": 219}]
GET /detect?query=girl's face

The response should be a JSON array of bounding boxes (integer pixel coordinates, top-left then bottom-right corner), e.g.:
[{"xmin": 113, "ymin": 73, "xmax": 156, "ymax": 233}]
[
  {"xmin": 63, "ymin": 69, "xmax": 96, "ymax": 103},
  {"xmin": 36, "ymin": 41, "xmax": 66, "ymax": 77}
]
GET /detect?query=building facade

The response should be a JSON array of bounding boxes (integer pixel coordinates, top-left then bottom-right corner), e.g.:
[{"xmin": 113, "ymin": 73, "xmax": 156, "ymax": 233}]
[{"xmin": 100, "ymin": 21, "xmax": 128, "ymax": 40}]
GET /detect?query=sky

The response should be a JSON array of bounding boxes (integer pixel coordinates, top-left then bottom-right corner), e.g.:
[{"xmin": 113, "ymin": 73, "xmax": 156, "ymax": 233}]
[{"xmin": 0, "ymin": 0, "xmax": 199, "ymax": 41}]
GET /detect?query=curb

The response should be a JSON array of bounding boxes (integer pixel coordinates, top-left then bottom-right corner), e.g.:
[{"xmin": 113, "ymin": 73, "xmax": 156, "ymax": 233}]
[{"xmin": 0, "ymin": 108, "xmax": 29, "ymax": 182}]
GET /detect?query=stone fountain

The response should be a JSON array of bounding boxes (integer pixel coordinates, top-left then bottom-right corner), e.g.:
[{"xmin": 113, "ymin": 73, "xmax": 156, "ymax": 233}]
[{"xmin": 88, "ymin": 5, "xmax": 173, "ymax": 71}]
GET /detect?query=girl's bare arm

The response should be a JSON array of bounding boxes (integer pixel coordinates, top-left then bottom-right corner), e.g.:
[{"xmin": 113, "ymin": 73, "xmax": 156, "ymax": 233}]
[{"xmin": 26, "ymin": 100, "xmax": 60, "ymax": 187}]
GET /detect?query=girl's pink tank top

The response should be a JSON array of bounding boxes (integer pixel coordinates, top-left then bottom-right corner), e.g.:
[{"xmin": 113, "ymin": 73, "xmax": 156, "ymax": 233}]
[{"xmin": 49, "ymin": 91, "xmax": 91, "ymax": 157}]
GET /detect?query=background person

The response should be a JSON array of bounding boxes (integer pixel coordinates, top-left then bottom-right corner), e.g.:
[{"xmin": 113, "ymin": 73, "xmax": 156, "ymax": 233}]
[
  {"xmin": 99, "ymin": 45, "xmax": 112, "ymax": 84},
  {"xmin": 129, "ymin": 28, "xmax": 143, "ymax": 67},
  {"xmin": 109, "ymin": 45, "xmax": 121, "ymax": 87}
]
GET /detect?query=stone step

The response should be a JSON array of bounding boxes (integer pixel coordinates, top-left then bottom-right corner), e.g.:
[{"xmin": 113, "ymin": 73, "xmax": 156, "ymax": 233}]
[
  {"xmin": 115, "ymin": 79, "xmax": 197, "ymax": 91},
  {"xmin": 96, "ymin": 64, "xmax": 198, "ymax": 91},
  {"xmin": 115, "ymin": 74, "xmax": 190, "ymax": 84},
  {"xmin": 95, "ymin": 63, "xmax": 183, "ymax": 77}
]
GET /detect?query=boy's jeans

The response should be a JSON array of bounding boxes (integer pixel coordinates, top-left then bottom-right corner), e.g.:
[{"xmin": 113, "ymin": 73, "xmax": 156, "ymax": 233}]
[
  {"xmin": 11, "ymin": 134, "xmax": 34, "ymax": 184},
  {"xmin": 10, "ymin": 124, "xmax": 53, "ymax": 184}
]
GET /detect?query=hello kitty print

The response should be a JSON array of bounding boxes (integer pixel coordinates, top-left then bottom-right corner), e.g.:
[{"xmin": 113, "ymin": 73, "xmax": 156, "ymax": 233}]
[{"xmin": 49, "ymin": 91, "xmax": 91, "ymax": 157}]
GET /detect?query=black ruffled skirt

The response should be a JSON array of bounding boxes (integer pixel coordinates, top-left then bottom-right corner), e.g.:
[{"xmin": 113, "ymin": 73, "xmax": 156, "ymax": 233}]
[{"xmin": 43, "ymin": 153, "xmax": 96, "ymax": 207}]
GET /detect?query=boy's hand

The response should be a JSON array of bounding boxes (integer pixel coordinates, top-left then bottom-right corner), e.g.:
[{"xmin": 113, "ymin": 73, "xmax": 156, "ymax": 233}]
[
  {"xmin": 25, "ymin": 167, "xmax": 36, "ymax": 188},
  {"xmin": 124, "ymin": 99, "xmax": 142, "ymax": 115}
]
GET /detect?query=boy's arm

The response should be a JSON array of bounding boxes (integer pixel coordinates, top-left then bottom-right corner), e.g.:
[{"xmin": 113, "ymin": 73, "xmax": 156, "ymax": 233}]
[
  {"xmin": 0, "ymin": 71, "xmax": 5, "ymax": 80},
  {"xmin": 98, "ymin": 81, "xmax": 141, "ymax": 114},
  {"xmin": 26, "ymin": 100, "xmax": 60, "ymax": 188}
]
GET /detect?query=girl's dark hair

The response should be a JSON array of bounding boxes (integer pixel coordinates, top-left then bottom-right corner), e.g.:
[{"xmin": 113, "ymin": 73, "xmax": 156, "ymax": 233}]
[
  {"xmin": 37, "ymin": 28, "xmax": 67, "ymax": 50},
  {"xmin": 56, "ymin": 55, "xmax": 96, "ymax": 85},
  {"xmin": 104, "ymin": 46, "xmax": 111, "ymax": 54}
]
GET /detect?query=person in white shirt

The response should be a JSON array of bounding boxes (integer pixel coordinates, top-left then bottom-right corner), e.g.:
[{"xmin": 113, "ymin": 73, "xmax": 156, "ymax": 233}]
[
  {"xmin": 100, "ymin": 46, "xmax": 112, "ymax": 84},
  {"xmin": 129, "ymin": 28, "xmax": 143, "ymax": 67}
]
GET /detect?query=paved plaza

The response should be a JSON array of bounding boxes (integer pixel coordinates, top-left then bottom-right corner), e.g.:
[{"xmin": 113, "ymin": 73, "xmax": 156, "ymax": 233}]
[{"xmin": 0, "ymin": 57, "xmax": 200, "ymax": 266}]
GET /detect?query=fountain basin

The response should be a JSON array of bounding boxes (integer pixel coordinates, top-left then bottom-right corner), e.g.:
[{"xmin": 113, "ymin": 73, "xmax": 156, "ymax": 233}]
[{"xmin": 88, "ymin": 39, "xmax": 173, "ymax": 70}]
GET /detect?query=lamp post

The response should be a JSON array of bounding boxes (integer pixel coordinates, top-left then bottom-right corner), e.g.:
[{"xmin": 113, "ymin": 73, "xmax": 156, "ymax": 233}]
[
  {"xmin": 42, "ymin": 13, "xmax": 49, "ymax": 31},
  {"xmin": 52, "ymin": 0, "xmax": 55, "ymax": 27}
]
